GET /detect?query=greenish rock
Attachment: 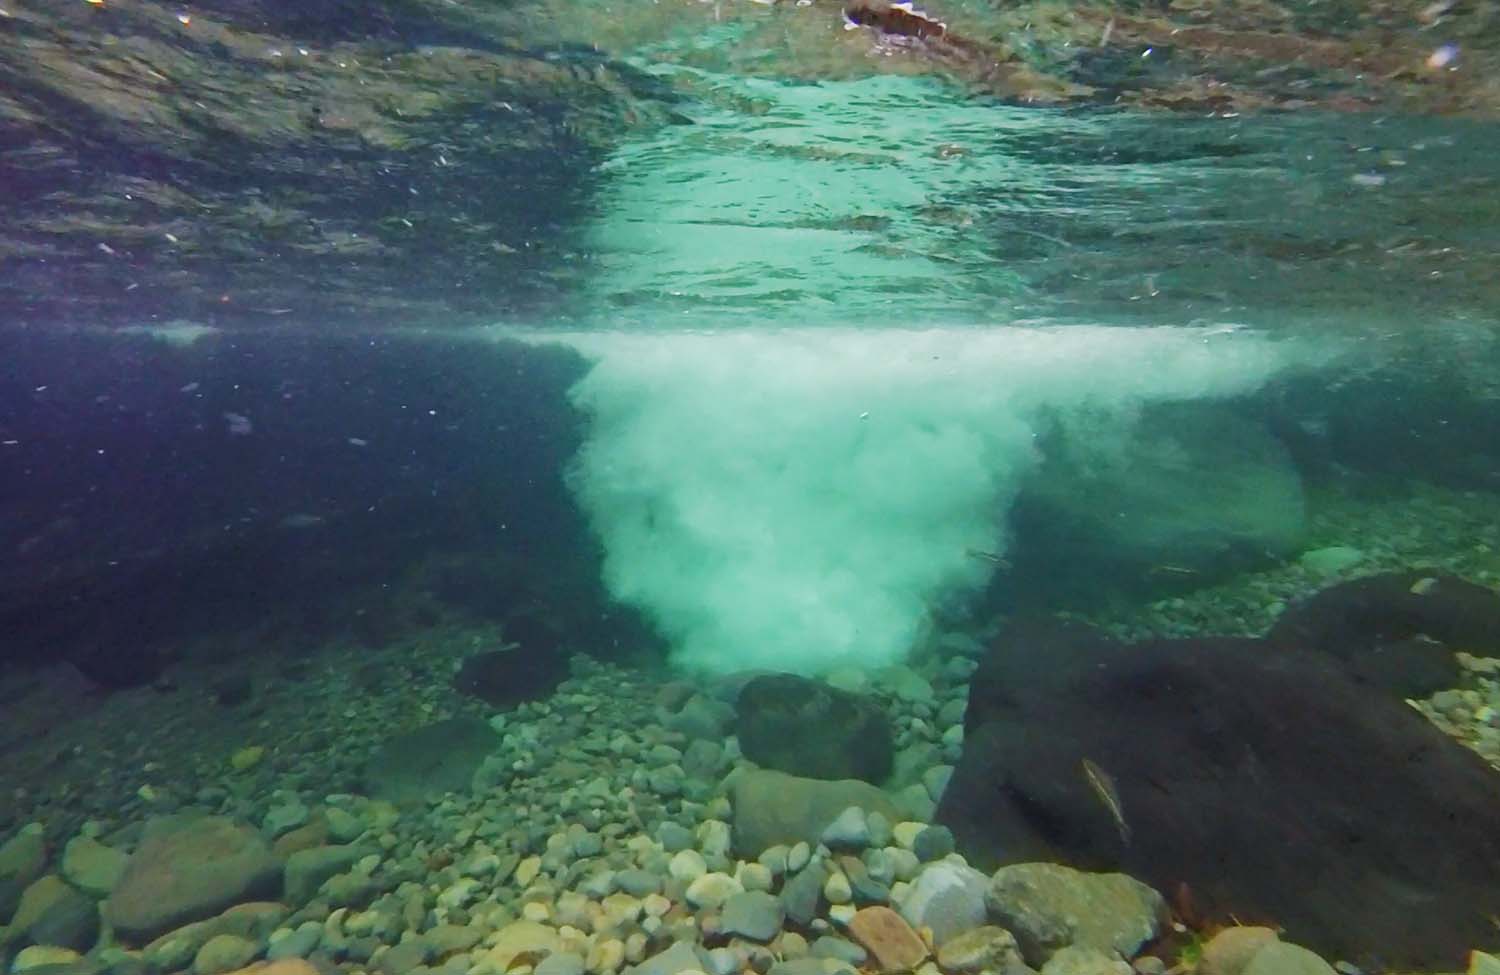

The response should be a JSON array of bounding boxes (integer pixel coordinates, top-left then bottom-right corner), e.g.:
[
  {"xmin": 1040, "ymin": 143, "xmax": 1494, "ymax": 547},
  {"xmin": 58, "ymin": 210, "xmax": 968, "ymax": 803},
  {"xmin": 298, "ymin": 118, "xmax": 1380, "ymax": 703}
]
[
  {"xmin": 536, "ymin": 952, "xmax": 586, "ymax": 975},
  {"xmin": 1038, "ymin": 945, "xmax": 1130, "ymax": 975},
  {"xmin": 262, "ymin": 803, "xmax": 310, "ymax": 840},
  {"xmin": 25, "ymin": 882, "xmax": 100, "ymax": 952},
  {"xmin": 9, "ymin": 945, "xmax": 82, "ymax": 973},
  {"xmin": 629, "ymin": 942, "xmax": 706, "ymax": 975},
  {"xmin": 720, "ymin": 891, "xmax": 784, "ymax": 943},
  {"xmin": 363, "ymin": 718, "xmax": 499, "ymax": 806},
  {"xmin": 7, "ymin": 875, "xmax": 73, "ymax": 942},
  {"xmin": 986, "ymin": 863, "xmax": 1165, "ymax": 968},
  {"xmin": 730, "ymin": 769, "xmax": 900, "ymax": 857},
  {"xmin": 265, "ymin": 922, "xmax": 322, "ymax": 960},
  {"xmin": 779, "ymin": 861, "xmax": 829, "ymax": 928},
  {"xmin": 0, "ymin": 826, "xmax": 46, "ymax": 882},
  {"xmin": 1299, "ymin": 546, "xmax": 1365, "ymax": 576},
  {"xmin": 103, "ymin": 816, "xmax": 282, "ymax": 944},
  {"xmin": 192, "ymin": 934, "xmax": 258, "ymax": 975},
  {"xmin": 735, "ymin": 675, "xmax": 893, "ymax": 783},
  {"xmin": 323, "ymin": 809, "xmax": 365, "ymax": 845},
  {"xmin": 143, "ymin": 932, "xmax": 200, "ymax": 973},
  {"xmin": 61, "ymin": 838, "xmax": 128, "ymax": 899},
  {"xmin": 283, "ymin": 845, "xmax": 368, "ymax": 904},
  {"xmin": 1241, "ymin": 942, "xmax": 1337, "ymax": 975},
  {"xmin": 376, "ymin": 938, "xmax": 430, "ymax": 975},
  {"xmin": 423, "ymin": 923, "xmax": 481, "ymax": 957}
]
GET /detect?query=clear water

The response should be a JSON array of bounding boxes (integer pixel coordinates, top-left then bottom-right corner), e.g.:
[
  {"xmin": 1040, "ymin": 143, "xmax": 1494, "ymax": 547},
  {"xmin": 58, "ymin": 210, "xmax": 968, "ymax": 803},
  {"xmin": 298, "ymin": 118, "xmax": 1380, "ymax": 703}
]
[{"xmin": 3, "ymin": 2, "xmax": 1500, "ymax": 973}]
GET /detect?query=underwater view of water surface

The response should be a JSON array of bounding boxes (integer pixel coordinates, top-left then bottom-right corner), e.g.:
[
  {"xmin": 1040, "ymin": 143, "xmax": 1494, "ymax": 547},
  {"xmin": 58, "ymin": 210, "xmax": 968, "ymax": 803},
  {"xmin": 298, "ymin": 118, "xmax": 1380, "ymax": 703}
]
[{"xmin": 3, "ymin": 1, "xmax": 1500, "ymax": 973}]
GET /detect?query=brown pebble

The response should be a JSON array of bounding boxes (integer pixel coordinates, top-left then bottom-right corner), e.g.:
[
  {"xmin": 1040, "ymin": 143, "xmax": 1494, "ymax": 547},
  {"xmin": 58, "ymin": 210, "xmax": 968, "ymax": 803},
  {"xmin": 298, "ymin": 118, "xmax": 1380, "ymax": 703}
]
[{"xmin": 847, "ymin": 906, "xmax": 929, "ymax": 973}]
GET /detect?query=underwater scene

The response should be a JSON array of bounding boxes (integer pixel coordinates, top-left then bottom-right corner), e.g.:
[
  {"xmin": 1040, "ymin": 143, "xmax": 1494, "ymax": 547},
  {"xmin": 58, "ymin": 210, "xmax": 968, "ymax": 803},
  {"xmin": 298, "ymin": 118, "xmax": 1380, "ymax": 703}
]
[{"xmin": 4, "ymin": 1, "xmax": 1500, "ymax": 975}]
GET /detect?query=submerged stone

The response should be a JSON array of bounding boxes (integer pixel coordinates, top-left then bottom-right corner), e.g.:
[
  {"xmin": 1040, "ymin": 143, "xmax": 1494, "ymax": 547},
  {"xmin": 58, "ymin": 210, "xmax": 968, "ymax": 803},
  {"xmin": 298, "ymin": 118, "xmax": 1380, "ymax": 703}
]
[
  {"xmin": 939, "ymin": 616, "xmax": 1500, "ymax": 970},
  {"xmin": 362, "ymin": 717, "xmax": 499, "ymax": 806},
  {"xmin": 104, "ymin": 816, "xmax": 282, "ymax": 944},
  {"xmin": 735, "ymin": 674, "xmax": 893, "ymax": 783}
]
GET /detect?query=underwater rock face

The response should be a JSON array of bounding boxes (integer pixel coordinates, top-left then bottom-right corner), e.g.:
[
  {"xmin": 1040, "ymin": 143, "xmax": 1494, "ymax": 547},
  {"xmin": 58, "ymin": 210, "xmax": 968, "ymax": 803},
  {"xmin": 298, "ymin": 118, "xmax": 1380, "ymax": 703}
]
[
  {"xmin": 937, "ymin": 617, "xmax": 1500, "ymax": 970},
  {"xmin": 1010, "ymin": 405, "xmax": 1305, "ymax": 597},
  {"xmin": 735, "ymin": 674, "xmax": 894, "ymax": 783},
  {"xmin": 362, "ymin": 717, "xmax": 499, "ymax": 807},
  {"xmin": 1268, "ymin": 570, "xmax": 1500, "ymax": 696}
]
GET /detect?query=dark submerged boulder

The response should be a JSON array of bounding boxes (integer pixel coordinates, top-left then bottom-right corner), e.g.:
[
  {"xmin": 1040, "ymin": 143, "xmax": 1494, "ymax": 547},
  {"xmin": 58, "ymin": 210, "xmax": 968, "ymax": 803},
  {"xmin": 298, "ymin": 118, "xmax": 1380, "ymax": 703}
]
[
  {"xmin": 1267, "ymin": 569, "xmax": 1500, "ymax": 696},
  {"xmin": 937, "ymin": 617, "xmax": 1500, "ymax": 970},
  {"xmin": 735, "ymin": 674, "xmax": 893, "ymax": 784},
  {"xmin": 453, "ymin": 646, "xmax": 568, "ymax": 709}
]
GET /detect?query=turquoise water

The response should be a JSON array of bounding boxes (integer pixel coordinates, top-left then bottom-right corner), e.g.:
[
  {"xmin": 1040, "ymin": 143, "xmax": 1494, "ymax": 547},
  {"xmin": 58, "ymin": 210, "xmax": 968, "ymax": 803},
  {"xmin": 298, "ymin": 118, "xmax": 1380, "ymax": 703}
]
[{"xmin": 3, "ymin": 5, "xmax": 1500, "ymax": 975}]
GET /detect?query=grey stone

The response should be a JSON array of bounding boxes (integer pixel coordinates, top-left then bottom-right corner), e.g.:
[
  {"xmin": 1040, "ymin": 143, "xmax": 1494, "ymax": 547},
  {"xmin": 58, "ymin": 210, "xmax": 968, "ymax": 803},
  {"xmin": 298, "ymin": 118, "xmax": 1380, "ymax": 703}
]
[
  {"xmin": 911, "ymin": 825, "xmax": 955, "ymax": 862},
  {"xmin": 820, "ymin": 808, "xmax": 871, "ymax": 850},
  {"xmin": 629, "ymin": 941, "xmax": 705, "ymax": 975},
  {"xmin": 1038, "ymin": 945, "xmax": 1130, "ymax": 975},
  {"xmin": 899, "ymin": 861, "xmax": 987, "ymax": 947},
  {"xmin": 61, "ymin": 837, "xmax": 128, "ymax": 899},
  {"xmin": 730, "ymin": 770, "xmax": 900, "ymax": 857},
  {"xmin": 284, "ymin": 845, "xmax": 368, "ymax": 904},
  {"xmin": 682, "ymin": 740, "xmax": 725, "ymax": 781},
  {"xmin": 104, "ymin": 816, "xmax": 282, "ymax": 944},
  {"xmin": 613, "ymin": 869, "xmax": 661, "ymax": 897},
  {"xmin": 986, "ymin": 863, "xmax": 1165, "ymax": 967},
  {"xmin": 779, "ymin": 861, "xmax": 829, "ymax": 927},
  {"xmin": 811, "ymin": 937, "xmax": 868, "ymax": 965},
  {"xmin": 720, "ymin": 890, "xmax": 784, "ymax": 942},
  {"xmin": 655, "ymin": 823, "xmax": 694, "ymax": 854},
  {"xmin": 922, "ymin": 766, "xmax": 954, "ymax": 803},
  {"xmin": 704, "ymin": 947, "xmax": 740, "ymax": 975}
]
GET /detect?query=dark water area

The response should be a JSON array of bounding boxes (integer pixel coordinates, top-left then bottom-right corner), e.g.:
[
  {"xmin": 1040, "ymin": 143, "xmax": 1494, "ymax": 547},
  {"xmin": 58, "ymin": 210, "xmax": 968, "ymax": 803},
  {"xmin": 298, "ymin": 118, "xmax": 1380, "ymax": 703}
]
[{"xmin": 0, "ymin": 328, "xmax": 663, "ymax": 687}]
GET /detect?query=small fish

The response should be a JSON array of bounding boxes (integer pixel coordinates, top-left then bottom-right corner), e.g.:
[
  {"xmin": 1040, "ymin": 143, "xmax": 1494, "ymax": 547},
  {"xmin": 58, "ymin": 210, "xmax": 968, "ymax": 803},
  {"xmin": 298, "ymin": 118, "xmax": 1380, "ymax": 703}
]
[
  {"xmin": 965, "ymin": 547, "xmax": 1012, "ymax": 569},
  {"xmin": 1082, "ymin": 758, "xmax": 1132, "ymax": 846}
]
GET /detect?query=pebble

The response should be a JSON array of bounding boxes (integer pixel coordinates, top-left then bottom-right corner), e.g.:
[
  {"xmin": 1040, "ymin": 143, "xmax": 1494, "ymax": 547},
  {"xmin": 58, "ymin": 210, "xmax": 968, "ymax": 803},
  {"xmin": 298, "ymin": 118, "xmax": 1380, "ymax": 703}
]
[
  {"xmin": 721, "ymin": 890, "xmax": 785, "ymax": 942},
  {"xmin": 193, "ymin": 934, "xmax": 259, "ymax": 975},
  {"xmin": 669, "ymin": 849, "xmax": 708, "ymax": 882},
  {"xmin": 847, "ymin": 906, "xmax": 928, "ymax": 973},
  {"xmin": 657, "ymin": 823, "xmax": 695, "ymax": 853},
  {"xmin": 824, "ymin": 870, "xmax": 853, "ymax": 905},
  {"xmin": 821, "ymin": 808, "xmax": 871, "ymax": 850},
  {"xmin": 266, "ymin": 922, "xmax": 323, "ymax": 960},
  {"xmin": 686, "ymin": 871, "xmax": 742, "ymax": 909}
]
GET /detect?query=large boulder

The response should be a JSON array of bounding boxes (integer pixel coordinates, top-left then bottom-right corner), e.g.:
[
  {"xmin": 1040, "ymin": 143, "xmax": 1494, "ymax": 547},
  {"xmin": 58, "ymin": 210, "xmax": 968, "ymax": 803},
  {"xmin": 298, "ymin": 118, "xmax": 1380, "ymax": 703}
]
[
  {"xmin": 730, "ymin": 769, "xmax": 900, "ymax": 857},
  {"xmin": 452, "ymin": 647, "xmax": 567, "ymax": 709},
  {"xmin": 1267, "ymin": 570, "xmax": 1500, "ymax": 696},
  {"xmin": 735, "ymin": 674, "xmax": 893, "ymax": 783},
  {"xmin": 363, "ymin": 717, "xmax": 499, "ymax": 806},
  {"xmin": 1009, "ymin": 405, "xmax": 1304, "ymax": 594},
  {"xmin": 937, "ymin": 617, "xmax": 1500, "ymax": 970},
  {"xmin": 104, "ymin": 816, "xmax": 283, "ymax": 944}
]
